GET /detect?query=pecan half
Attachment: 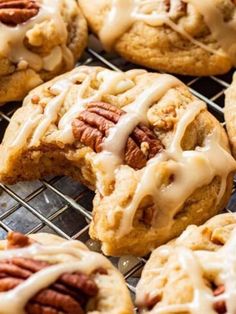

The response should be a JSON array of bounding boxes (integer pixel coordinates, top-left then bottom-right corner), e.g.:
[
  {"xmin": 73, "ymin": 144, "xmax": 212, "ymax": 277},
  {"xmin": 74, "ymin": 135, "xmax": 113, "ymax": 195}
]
[
  {"xmin": 0, "ymin": 257, "xmax": 100, "ymax": 314},
  {"xmin": 214, "ymin": 285, "xmax": 226, "ymax": 314},
  {"xmin": 0, "ymin": 232, "xmax": 104, "ymax": 314},
  {"xmin": 0, "ymin": 0, "xmax": 39, "ymax": 26},
  {"xmin": 72, "ymin": 102, "xmax": 163, "ymax": 170}
]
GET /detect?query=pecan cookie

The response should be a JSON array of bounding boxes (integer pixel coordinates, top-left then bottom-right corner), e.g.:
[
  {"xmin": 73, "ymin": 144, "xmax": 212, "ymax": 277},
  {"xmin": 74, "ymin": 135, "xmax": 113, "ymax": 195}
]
[
  {"xmin": 79, "ymin": 0, "xmax": 236, "ymax": 76},
  {"xmin": 0, "ymin": 66, "xmax": 235, "ymax": 256},
  {"xmin": 136, "ymin": 213, "xmax": 236, "ymax": 314},
  {"xmin": 0, "ymin": 0, "xmax": 87, "ymax": 103},
  {"xmin": 225, "ymin": 72, "xmax": 236, "ymax": 158},
  {"xmin": 0, "ymin": 231, "xmax": 133, "ymax": 314}
]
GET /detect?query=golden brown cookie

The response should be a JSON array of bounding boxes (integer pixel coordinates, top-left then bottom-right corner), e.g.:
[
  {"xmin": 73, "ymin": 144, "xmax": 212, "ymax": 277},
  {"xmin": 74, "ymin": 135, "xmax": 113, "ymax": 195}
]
[
  {"xmin": 0, "ymin": 0, "xmax": 88, "ymax": 103},
  {"xmin": 225, "ymin": 72, "xmax": 236, "ymax": 158},
  {"xmin": 0, "ymin": 231, "xmax": 133, "ymax": 314},
  {"xmin": 0, "ymin": 66, "xmax": 235, "ymax": 256},
  {"xmin": 79, "ymin": 0, "xmax": 236, "ymax": 76},
  {"xmin": 136, "ymin": 213, "xmax": 236, "ymax": 314}
]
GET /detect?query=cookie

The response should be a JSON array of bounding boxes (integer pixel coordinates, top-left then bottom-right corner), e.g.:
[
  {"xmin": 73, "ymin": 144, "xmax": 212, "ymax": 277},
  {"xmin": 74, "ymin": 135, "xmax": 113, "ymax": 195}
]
[
  {"xmin": 0, "ymin": 231, "xmax": 133, "ymax": 314},
  {"xmin": 79, "ymin": 0, "xmax": 236, "ymax": 76},
  {"xmin": 136, "ymin": 213, "xmax": 236, "ymax": 314},
  {"xmin": 0, "ymin": 0, "xmax": 88, "ymax": 103},
  {"xmin": 0, "ymin": 66, "xmax": 235, "ymax": 256},
  {"xmin": 225, "ymin": 72, "xmax": 236, "ymax": 158}
]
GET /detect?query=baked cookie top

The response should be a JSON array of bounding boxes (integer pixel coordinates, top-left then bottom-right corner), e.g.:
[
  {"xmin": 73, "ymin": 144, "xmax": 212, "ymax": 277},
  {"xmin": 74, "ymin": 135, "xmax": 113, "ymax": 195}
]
[
  {"xmin": 0, "ymin": 0, "xmax": 88, "ymax": 102},
  {"xmin": 0, "ymin": 231, "xmax": 133, "ymax": 314},
  {"xmin": 225, "ymin": 72, "xmax": 236, "ymax": 158},
  {"xmin": 80, "ymin": 0, "xmax": 236, "ymax": 75},
  {"xmin": 136, "ymin": 213, "xmax": 236, "ymax": 313},
  {"xmin": 0, "ymin": 66, "xmax": 235, "ymax": 255}
]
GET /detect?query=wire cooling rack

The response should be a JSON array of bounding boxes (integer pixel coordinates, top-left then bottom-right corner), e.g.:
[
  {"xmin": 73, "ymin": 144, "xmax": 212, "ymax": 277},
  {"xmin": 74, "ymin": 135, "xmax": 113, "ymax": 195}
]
[{"xmin": 0, "ymin": 36, "xmax": 236, "ymax": 305}]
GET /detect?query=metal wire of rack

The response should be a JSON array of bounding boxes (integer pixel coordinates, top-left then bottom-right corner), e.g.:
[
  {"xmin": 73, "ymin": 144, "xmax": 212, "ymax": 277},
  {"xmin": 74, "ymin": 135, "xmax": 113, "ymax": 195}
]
[{"xmin": 0, "ymin": 37, "xmax": 235, "ymax": 306}]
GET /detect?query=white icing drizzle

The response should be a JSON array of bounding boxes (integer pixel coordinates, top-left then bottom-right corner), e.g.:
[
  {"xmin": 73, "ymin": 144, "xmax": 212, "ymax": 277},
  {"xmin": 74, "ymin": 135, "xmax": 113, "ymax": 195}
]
[
  {"xmin": 11, "ymin": 68, "xmax": 144, "ymax": 148},
  {"xmin": 11, "ymin": 106, "xmax": 43, "ymax": 150},
  {"xmin": 106, "ymin": 97, "xmax": 235, "ymax": 237},
  {"xmin": 103, "ymin": 75, "xmax": 181, "ymax": 155},
  {"xmin": 0, "ymin": 0, "xmax": 73, "ymax": 71},
  {"xmin": 0, "ymin": 241, "xmax": 111, "ymax": 314},
  {"xmin": 137, "ymin": 228, "xmax": 236, "ymax": 314},
  {"xmin": 9, "ymin": 67, "xmax": 236, "ymax": 241},
  {"xmin": 185, "ymin": 0, "xmax": 236, "ymax": 65},
  {"xmin": 99, "ymin": 0, "xmax": 230, "ymax": 59},
  {"xmin": 92, "ymin": 74, "xmax": 181, "ymax": 194}
]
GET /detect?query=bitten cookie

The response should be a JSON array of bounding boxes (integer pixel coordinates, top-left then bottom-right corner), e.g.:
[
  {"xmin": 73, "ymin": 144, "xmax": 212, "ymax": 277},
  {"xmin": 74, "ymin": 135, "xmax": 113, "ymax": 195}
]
[
  {"xmin": 0, "ymin": 231, "xmax": 133, "ymax": 314},
  {"xmin": 225, "ymin": 72, "xmax": 236, "ymax": 158},
  {"xmin": 79, "ymin": 0, "xmax": 236, "ymax": 76},
  {"xmin": 136, "ymin": 213, "xmax": 236, "ymax": 314},
  {"xmin": 0, "ymin": 0, "xmax": 88, "ymax": 103},
  {"xmin": 0, "ymin": 66, "xmax": 235, "ymax": 256}
]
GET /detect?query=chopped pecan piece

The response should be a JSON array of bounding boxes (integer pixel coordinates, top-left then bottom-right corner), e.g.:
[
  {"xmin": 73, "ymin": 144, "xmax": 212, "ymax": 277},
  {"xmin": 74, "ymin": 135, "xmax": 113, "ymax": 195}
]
[
  {"xmin": 0, "ymin": 0, "xmax": 39, "ymax": 26},
  {"xmin": 137, "ymin": 293, "xmax": 162, "ymax": 311},
  {"xmin": 7, "ymin": 231, "xmax": 33, "ymax": 249},
  {"xmin": 72, "ymin": 102, "xmax": 163, "ymax": 169},
  {"xmin": 214, "ymin": 285, "xmax": 226, "ymax": 314},
  {"xmin": 0, "ymin": 257, "xmax": 99, "ymax": 314}
]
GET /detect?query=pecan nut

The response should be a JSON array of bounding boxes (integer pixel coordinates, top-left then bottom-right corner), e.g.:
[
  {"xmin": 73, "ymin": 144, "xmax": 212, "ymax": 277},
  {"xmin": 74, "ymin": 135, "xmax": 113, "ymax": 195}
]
[
  {"xmin": 0, "ymin": 0, "xmax": 39, "ymax": 26},
  {"xmin": 0, "ymin": 232, "xmax": 103, "ymax": 314},
  {"xmin": 0, "ymin": 258, "xmax": 99, "ymax": 314},
  {"xmin": 214, "ymin": 285, "xmax": 226, "ymax": 314},
  {"xmin": 7, "ymin": 231, "xmax": 34, "ymax": 249},
  {"xmin": 72, "ymin": 102, "xmax": 163, "ymax": 170}
]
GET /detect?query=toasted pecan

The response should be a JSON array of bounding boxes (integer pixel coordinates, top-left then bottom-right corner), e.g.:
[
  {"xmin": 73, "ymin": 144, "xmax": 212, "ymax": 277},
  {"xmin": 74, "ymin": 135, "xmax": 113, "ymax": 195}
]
[
  {"xmin": 72, "ymin": 102, "xmax": 163, "ymax": 169},
  {"xmin": 7, "ymin": 231, "xmax": 33, "ymax": 249},
  {"xmin": 0, "ymin": 257, "xmax": 99, "ymax": 314},
  {"xmin": 214, "ymin": 285, "xmax": 226, "ymax": 314},
  {"xmin": 1, "ymin": 232, "xmax": 101, "ymax": 314},
  {"xmin": 0, "ymin": 0, "xmax": 39, "ymax": 26}
]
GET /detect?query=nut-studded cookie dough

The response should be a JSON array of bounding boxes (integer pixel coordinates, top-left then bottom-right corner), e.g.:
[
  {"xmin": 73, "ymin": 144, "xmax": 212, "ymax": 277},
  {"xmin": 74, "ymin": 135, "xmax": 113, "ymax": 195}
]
[
  {"xmin": 0, "ymin": 0, "xmax": 88, "ymax": 103},
  {"xmin": 225, "ymin": 72, "xmax": 236, "ymax": 158},
  {"xmin": 0, "ymin": 66, "xmax": 235, "ymax": 256},
  {"xmin": 80, "ymin": 0, "xmax": 236, "ymax": 76},
  {"xmin": 136, "ymin": 213, "xmax": 236, "ymax": 314},
  {"xmin": 0, "ymin": 231, "xmax": 133, "ymax": 314}
]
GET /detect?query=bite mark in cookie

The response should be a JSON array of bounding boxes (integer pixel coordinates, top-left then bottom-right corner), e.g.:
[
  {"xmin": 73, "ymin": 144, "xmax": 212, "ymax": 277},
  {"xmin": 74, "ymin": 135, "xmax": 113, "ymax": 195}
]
[{"xmin": 0, "ymin": 66, "xmax": 235, "ymax": 256}]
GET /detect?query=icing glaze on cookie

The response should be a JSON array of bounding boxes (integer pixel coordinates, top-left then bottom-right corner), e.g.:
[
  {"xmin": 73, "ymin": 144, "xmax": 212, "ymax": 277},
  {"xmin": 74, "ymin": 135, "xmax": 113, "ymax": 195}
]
[
  {"xmin": 7, "ymin": 67, "xmax": 236, "ymax": 239},
  {"xmin": 0, "ymin": 0, "xmax": 74, "ymax": 71},
  {"xmin": 99, "ymin": 0, "xmax": 236, "ymax": 62},
  {"xmin": 137, "ymin": 224, "xmax": 236, "ymax": 313},
  {"xmin": 0, "ymin": 238, "xmax": 111, "ymax": 314}
]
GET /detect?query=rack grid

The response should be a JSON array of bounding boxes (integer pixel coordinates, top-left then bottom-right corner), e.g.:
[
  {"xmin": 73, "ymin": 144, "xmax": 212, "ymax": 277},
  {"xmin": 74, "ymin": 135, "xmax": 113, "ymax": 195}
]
[{"xmin": 0, "ymin": 39, "xmax": 235, "ymax": 306}]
